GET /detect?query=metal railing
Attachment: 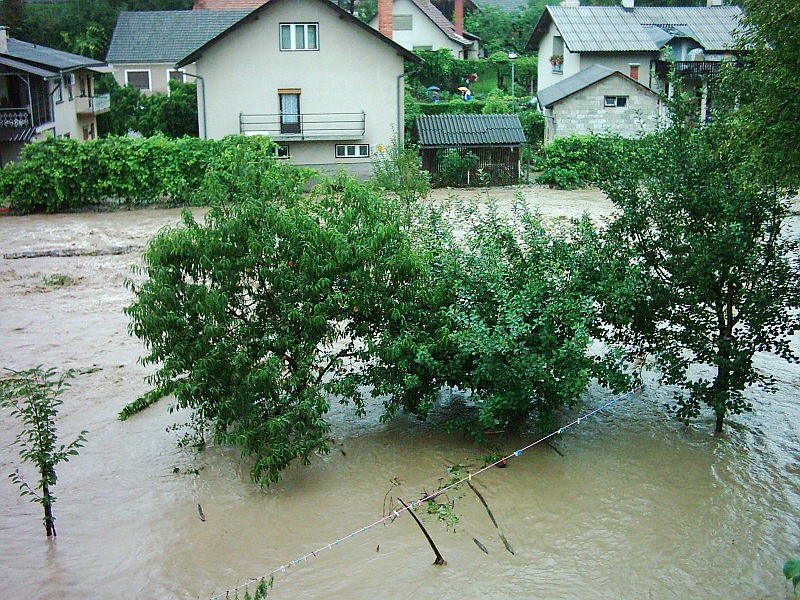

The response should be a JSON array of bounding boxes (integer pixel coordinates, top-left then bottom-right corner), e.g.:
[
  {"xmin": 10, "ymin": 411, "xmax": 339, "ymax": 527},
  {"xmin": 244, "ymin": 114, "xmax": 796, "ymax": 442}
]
[
  {"xmin": 239, "ymin": 111, "xmax": 366, "ymax": 140},
  {"xmin": 655, "ymin": 60, "xmax": 720, "ymax": 79},
  {"xmin": 0, "ymin": 108, "xmax": 32, "ymax": 128},
  {"xmin": 75, "ymin": 93, "xmax": 111, "ymax": 115}
]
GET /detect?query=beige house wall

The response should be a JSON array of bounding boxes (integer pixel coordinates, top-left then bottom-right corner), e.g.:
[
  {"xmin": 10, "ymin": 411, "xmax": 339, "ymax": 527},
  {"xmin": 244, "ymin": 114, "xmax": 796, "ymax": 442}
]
[
  {"xmin": 196, "ymin": 0, "xmax": 406, "ymax": 171},
  {"xmin": 368, "ymin": 0, "xmax": 466, "ymax": 57},
  {"xmin": 51, "ymin": 70, "xmax": 101, "ymax": 140},
  {"xmin": 547, "ymin": 74, "xmax": 659, "ymax": 143},
  {"xmin": 109, "ymin": 62, "xmax": 198, "ymax": 95},
  {"xmin": 578, "ymin": 53, "xmax": 657, "ymax": 87}
]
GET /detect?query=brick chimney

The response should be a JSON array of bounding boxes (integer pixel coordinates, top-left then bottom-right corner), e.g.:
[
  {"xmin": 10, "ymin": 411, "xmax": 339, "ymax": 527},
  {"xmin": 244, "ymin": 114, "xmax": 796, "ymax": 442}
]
[
  {"xmin": 621, "ymin": 0, "xmax": 634, "ymax": 10},
  {"xmin": 0, "ymin": 27, "xmax": 7, "ymax": 54},
  {"xmin": 454, "ymin": 0, "xmax": 464, "ymax": 36},
  {"xmin": 378, "ymin": 0, "xmax": 393, "ymax": 38}
]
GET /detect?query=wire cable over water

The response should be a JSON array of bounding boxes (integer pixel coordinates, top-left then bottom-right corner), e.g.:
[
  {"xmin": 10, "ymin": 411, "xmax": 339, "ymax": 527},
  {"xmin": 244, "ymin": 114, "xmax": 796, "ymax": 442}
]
[{"xmin": 211, "ymin": 386, "xmax": 643, "ymax": 599}]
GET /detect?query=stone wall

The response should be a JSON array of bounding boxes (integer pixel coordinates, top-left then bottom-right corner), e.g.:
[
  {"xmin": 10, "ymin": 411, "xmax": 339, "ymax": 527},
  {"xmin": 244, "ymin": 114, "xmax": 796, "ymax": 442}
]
[{"xmin": 550, "ymin": 73, "xmax": 660, "ymax": 142}]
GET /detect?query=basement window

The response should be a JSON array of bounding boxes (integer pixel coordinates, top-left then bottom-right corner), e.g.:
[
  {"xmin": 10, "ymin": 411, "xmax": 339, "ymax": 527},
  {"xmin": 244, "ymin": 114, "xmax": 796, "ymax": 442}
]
[
  {"xmin": 604, "ymin": 95, "xmax": 628, "ymax": 108},
  {"xmin": 336, "ymin": 144, "xmax": 370, "ymax": 158},
  {"xmin": 273, "ymin": 144, "xmax": 290, "ymax": 159}
]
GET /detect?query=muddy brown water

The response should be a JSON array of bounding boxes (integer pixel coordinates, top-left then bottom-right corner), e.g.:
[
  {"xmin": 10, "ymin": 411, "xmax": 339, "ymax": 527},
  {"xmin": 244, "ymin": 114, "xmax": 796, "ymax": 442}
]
[{"xmin": 1, "ymin": 188, "xmax": 798, "ymax": 599}]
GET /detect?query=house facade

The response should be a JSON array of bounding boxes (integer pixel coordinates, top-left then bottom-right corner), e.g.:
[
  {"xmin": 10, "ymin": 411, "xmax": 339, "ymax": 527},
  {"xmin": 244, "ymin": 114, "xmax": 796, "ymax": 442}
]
[
  {"xmin": 106, "ymin": 10, "xmax": 249, "ymax": 95},
  {"xmin": 0, "ymin": 26, "xmax": 109, "ymax": 164},
  {"xmin": 177, "ymin": 0, "xmax": 418, "ymax": 175},
  {"xmin": 369, "ymin": 0, "xmax": 480, "ymax": 58},
  {"xmin": 527, "ymin": 0, "xmax": 742, "ymax": 142}
]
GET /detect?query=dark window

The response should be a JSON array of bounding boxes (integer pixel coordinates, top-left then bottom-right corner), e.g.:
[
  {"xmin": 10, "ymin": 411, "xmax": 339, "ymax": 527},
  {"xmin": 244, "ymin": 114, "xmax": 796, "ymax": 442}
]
[
  {"xmin": 280, "ymin": 23, "xmax": 318, "ymax": 50},
  {"xmin": 126, "ymin": 70, "xmax": 151, "ymax": 91},
  {"xmin": 336, "ymin": 144, "xmax": 370, "ymax": 158},
  {"xmin": 604, "ymin": 96, "xmax": 628, "ymax": 108}
]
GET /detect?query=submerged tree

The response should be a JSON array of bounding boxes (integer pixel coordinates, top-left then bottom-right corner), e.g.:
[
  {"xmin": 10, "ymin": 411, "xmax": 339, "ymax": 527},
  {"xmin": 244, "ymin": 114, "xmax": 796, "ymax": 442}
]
[
  {"xmin": 0, "ymin": 367, "xmax": 87, "ymax": 537},
  {"xmin": 596, "ymin": 98, "xmax": 800, "ymax": 432}
]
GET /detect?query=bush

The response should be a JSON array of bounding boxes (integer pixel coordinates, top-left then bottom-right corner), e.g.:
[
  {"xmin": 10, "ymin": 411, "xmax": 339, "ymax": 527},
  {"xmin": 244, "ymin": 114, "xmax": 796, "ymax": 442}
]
[
  {"xmin": 436, "ymin": 148, "xmax": 479, "ymax": 187},
  {"xmin": 0, "ymin": 135, "xmax": 289, "ymax": 214},
  {"xmin": 534, "ymin": 134, "xmax": 649, "ymax": 189}
]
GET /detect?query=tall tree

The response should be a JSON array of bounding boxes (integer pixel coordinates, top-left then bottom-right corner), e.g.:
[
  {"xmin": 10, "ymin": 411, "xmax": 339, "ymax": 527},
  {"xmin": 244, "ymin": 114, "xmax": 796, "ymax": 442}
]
[{"xmin": 595, "ymin": 100, "xmax": 800, "ymax": 433}]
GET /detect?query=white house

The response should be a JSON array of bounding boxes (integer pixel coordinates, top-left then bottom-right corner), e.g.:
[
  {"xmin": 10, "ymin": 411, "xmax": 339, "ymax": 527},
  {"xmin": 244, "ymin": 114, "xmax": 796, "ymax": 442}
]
[
  {"xmin": 526, "ymin": 0, "xmax": 742, "ymax": 142},
  {"xmin": 369, "ymin": 0, "xmax": 481, "ymax": 58},
  {"xmin": 0, "ymin": 26, "xmax": 109, "ymax": 164},
  {"xmin": 106, "ymin": 10, "xmax": 249, "ymax": 95},
  {"xmin": 176, "ymin": 0, "xmax": 419, "ymax": 175}
]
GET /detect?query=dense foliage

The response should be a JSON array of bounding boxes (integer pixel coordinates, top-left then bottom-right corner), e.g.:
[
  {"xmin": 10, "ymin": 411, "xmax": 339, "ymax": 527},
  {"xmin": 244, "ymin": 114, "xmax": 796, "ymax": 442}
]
[
  {"xmin": 98, "ymin": 80, "xmax": 199, "ymax": 138},
  {"xmin": 592, "ymin": 100, "xmax": 800, "ymax": 432},
  {"xmin": 125, "ymin": 153, "xmax": 617, "ymax": 483},
  {"xmin": 0, "ymin": 367, "xmax": 87, "ymax": 537},
  {"xmin": 0, "ymin": 135, "xmax": 282, "ymax": 213}
]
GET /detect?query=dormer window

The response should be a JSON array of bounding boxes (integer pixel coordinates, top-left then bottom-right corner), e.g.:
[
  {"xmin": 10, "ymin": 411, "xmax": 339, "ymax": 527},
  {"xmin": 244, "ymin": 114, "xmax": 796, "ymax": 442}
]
[{"xmin": 280, "ymin": 23, "xmax": 318, "ymax": 51}]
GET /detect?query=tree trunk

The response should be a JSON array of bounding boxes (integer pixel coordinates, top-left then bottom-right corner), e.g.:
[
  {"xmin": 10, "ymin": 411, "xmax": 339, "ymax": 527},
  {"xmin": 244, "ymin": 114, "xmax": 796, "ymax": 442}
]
[
  {"xmin": 715, "ymin": 412, "xmax": 724, "ymax": 434},
  {"xmin": 42, "ymin": 482, "xmax": 56, "ymax": 537}
]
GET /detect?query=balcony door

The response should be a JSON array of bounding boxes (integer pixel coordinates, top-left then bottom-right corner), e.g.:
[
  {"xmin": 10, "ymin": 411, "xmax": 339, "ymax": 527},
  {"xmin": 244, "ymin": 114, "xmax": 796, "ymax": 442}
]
[{"xmin": 279, "ymin": 90, "xmax": 301, "ymax": 134}]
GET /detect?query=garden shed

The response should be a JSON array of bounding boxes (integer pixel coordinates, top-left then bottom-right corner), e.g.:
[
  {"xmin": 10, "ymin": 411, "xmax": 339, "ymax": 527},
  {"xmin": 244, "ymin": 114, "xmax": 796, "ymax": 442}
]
[{"xmin": 414, "ymin": 114, "xmax": 526, "ymax": 185}]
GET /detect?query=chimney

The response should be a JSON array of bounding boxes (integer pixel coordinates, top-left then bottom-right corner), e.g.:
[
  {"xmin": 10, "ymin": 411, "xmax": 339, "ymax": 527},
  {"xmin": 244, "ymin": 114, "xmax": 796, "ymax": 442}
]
[
  {"xmin": 454, "ymin": 0, "xmax": 464, "ymax": 36},
  {"xmin": 621, "ymin": 0, "xmax": 634, "ymax": 10},
  {"xmin": 0, "ymin": 27, "xmax": 8, "ymax": 54},
  {"xmin": 378, "ymin": 0, "xmax": 393, "ymax": 38},
  {"xmin": 707, "ymin": 0, "xmax": 722, "ymax": 6}
]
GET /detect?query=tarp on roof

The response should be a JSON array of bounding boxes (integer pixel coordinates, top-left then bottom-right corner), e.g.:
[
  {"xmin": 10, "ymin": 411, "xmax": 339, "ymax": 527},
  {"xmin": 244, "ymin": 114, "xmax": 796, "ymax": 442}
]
[
  {"xmin": 415, "ymin": 114, "xmax": 526, "ymax": 147},
  {"xmin": 106, "ymin": 10, "xmax": 251, "ymax": 63}
]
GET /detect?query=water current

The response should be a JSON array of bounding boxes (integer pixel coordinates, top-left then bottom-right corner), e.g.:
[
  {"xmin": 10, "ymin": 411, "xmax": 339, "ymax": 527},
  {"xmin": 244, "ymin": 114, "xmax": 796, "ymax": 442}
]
[{"xmin": 0, "ymin": 191, "xmax": 798, "ymax": 599}]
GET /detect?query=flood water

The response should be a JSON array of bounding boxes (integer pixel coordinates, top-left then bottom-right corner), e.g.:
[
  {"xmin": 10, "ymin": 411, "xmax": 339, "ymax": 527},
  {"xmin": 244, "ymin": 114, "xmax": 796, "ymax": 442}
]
[{"xmin": 1, "ymin": 190, "xmax": 798, "ymax": 599}]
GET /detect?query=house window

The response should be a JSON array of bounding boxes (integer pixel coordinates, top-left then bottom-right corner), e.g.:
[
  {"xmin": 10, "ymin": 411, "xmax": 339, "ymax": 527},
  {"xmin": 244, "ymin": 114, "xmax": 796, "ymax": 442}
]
[
  {"xmin": 335, "ymin": 144, "xmax": 370, "ymax": 158},
  {"xmin": 629, "ymin": 63, "xmax": 640, "ymax": 81},
  {"xmin": 552, "ymin": 36, "xmax": 564, "ymax": 74},
  {"xmin": 279, "ymin": 90, "xmax": 301, "ymax": 134},
  {"xmin": 604, "ymin": 96, "xmax": 628, "ymax": 107},
  {"xmin": 168, "ymin": 69, "xmax": 185, "ymax": 84},
  {"xmin": 125, "ymin": 70, "xmax": 151, "ymax": 91},
  {"xmin": 274, "ymin": 144, "xmax": 290, "ymax": 159},
  {"xmin": 280, "ymin": 23, "xmax": 318, "ymax": 51},
  {"xmin": 394, "ymin": 14, "xmax": 413, "ymax": 30},
  {"xmin": 64, "ymin": 74, "xmax": 74, "ymax": 100},
  {"xmin": 82, "ymin": 123, "xmax": 95, "ymax": 140},
  {"xmin": 54, "ymin": 82, "xmax": 63, "ymax": 104}
]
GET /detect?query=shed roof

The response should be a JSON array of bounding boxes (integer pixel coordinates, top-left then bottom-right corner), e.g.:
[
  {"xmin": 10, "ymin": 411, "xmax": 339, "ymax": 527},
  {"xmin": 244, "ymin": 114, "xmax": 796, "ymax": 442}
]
[
  {"xmin": 415, "ymin": 114, "xmax": 526, "ymax": 147},
  {"xmin": 536, "ymin": 65, "xmax": 657, "ymax": 108},
  {"xmin": 3, "ymin": 38, "xmax": 104, "ymax": 72},
  {"xmin": 106, "ymin": 10, "xmax": 251, "ymax": 63},
  {"xmin": 527, "ymin": 5, "xmax": 742, "ymax": 53}
]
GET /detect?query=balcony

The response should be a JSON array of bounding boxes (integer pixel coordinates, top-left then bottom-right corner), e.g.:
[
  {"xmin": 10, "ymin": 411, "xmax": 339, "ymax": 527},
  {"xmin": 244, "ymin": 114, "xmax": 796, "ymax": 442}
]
[
  {"xmin": 75, "ymin": 93, "xmax": 111, "ymax": 116},
  {"xmin": 655, "ymin": 60, "xmax": 720, "ymax": 80},
  {"xmin": 0, "ymin": 108, "xmax": 32, "ymax": 128},
  {"xmin": 239, "ymin": 112, "xmax": 366, "ymax": 141}
]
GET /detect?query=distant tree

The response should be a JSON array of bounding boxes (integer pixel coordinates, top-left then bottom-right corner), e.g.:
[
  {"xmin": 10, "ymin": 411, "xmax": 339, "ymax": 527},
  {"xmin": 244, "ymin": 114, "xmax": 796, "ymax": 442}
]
[
  {"xmin": 1, "ymin": 367, "xmax": 87, "ymax": 537},
  {"xmin": 595, "ymin": 98, "xmax": 800, "ymax": 433},
  {"xmin": 719, "ymin": 0, "xmax": 800, "ymax": 190},
  {"xmin": 465, "ymin": 1, "xmax": 545, "ymax": 55}
]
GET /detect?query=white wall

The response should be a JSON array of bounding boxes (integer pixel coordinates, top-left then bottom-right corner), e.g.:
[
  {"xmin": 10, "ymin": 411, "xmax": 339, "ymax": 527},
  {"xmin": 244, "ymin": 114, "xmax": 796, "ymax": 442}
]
[
  {"xmin": 110, "ymin": 62, "xmax": 198, "ymax": 95},
  {"xmin": 197, "ymin": 0, "xmax": 406, "ymax": 170},
  {"xmin": 369, "ymin": 0, "xmax": 463, "ymax": 56}
]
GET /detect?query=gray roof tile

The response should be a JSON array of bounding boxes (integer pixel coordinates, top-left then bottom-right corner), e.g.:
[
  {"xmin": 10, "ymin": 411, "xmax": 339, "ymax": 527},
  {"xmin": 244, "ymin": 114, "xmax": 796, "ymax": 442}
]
[
  {"xmin": 531, "ymin": 5, "xmax": 742, "ymax": 53},
  {"xmin": 415, "ymin": 114, "xmax": 526, "ymax": 147},
  {"xmin": 4, "ymin": 39, "xmax": 104, "ymax": 71},
  {"xmin": 536, "ymin": 64, "xmax": 656, "ymax": 108},
  {"xmin": 105, "ymin": 10, "xmax": 251, "ymax": 63}
]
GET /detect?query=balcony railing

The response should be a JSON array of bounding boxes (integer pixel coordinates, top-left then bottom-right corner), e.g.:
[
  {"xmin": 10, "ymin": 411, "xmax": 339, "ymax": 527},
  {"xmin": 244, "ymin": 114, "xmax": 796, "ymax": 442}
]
[
  {"xmin": 239, "ymin": 112, "xmax": 366, "ymax": 140},
  {"xmin": 0, "ymin": 108, "xmax": 32, "ymax": 128},
  {"xmin": 75, "ymin": 93, "xmax": 111, "ymax": 115},
  {"xmin": 655, "ymin": 60, "xmax": 720, "ymax": 80}
]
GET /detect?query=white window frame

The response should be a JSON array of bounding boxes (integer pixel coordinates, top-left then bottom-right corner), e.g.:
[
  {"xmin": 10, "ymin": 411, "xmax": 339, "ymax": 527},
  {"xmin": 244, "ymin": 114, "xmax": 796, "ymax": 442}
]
[
  {"xmin": 279, "ymin": 23, "xmax": 319, "ymax": 51},
  {"xmin": 604, "ymin": 95, "xmax": 628, "ymax": 108},
  {"xmin": 273, "ymin": 144, "xmax": 290, "ymax": 159},
  {"xmin": 335, "ymin": 144, "xmax": 370, "ymax": 159},
  {"xmin": 125, "ymin": 69, "xmax": 152, "ymax": 92},
  {"xmin": 166, "ymin": 68, "xmax": 186, "ymax": 87}
]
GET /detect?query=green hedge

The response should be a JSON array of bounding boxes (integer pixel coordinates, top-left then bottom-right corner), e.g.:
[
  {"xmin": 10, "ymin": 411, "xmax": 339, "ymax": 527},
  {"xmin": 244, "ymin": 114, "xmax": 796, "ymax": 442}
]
[
  {"xmin": 0, "ymin": 135, "xmax": 291, "ymax": 214},
  {"xmin": 417, "ymin": 100, "xmax": 487, "ymax": 115},
  {"xmin": 534, "ymin": 133, "xmax": 654, "ymax": 189}
]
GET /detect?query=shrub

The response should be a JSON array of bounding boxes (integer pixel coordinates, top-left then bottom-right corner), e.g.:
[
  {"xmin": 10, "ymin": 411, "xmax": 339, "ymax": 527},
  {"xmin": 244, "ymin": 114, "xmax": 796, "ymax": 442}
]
[
  {"xmin": 436, "ymin": 148, "xmax": 479, "ymax": 187},
  {"xmin": 0, "ymin": 135, "xmax": 287, "ymax": 214}
]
